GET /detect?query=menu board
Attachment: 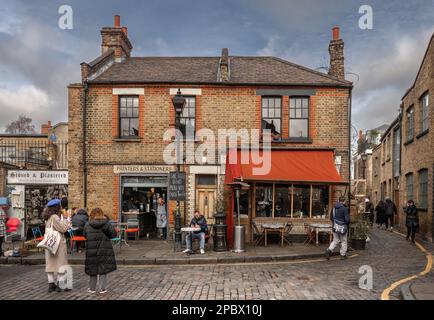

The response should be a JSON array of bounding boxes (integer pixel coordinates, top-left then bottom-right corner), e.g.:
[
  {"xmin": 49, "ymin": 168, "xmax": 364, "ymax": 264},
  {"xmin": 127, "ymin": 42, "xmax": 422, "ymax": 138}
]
[{"xmin": 168, "ymin": 171, "xmax": 186, "ymax": 201}]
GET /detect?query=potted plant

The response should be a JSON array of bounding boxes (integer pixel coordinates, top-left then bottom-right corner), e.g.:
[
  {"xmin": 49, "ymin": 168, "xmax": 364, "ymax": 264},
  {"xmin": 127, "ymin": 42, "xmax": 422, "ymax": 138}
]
[{"xmin": 350, "ymin": 217, "xmax": 371, "ymax": 250}]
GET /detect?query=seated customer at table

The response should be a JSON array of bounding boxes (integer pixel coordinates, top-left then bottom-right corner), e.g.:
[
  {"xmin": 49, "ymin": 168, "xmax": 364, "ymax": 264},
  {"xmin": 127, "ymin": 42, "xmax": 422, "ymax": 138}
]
[{"xmin": 183, "ymin": 210, "xmax": 208, "ymax": 255}]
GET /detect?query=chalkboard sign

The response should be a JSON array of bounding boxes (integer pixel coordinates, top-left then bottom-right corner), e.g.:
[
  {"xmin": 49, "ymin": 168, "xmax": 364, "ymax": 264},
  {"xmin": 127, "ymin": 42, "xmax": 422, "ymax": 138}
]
[{"xmin": 168, "ymin": 171, "xmax": 186, "ymax": 201}]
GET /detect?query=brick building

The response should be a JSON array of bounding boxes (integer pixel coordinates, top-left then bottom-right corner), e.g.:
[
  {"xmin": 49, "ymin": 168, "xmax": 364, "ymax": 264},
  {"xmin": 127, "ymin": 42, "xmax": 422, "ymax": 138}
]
[
  {"xmin": 68, "ymin": 16, "xmax": 352, "ymax": 243},
  {"xmin": 400, "ymin": 33, "xmax": 433, "ymax": 241}
]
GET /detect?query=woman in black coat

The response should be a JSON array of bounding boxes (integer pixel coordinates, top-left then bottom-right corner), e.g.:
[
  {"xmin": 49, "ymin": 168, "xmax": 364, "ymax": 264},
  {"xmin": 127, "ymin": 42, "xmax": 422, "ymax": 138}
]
[
  {"xmin": 405, "ymin": 200, "xmax": 419, "ymax": 243},
  {"xmin": 84, "ymin": 208, "xmax": 117, "ymax": 294},
  {"xmin": 375, "ymin": 200, "xmax": 386, "ymax": 228}
]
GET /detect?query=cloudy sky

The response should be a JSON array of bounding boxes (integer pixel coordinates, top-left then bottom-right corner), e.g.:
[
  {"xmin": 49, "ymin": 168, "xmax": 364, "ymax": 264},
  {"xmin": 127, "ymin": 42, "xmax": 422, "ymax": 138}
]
[{"xmin": 0, "ymin": 0, "xmax": 433, "ymax": 134}]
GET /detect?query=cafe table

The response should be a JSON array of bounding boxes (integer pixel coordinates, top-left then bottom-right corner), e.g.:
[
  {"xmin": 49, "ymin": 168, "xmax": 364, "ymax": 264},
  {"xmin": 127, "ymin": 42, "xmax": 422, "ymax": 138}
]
[
  {"xmin": 261, "ymin": 223, "xmax": 286, "ymax": 247},
  {"xmin": 180, "ymin": 227, "xmax": 201, "ymax": 252},
  {"xmin": 112, "ymin": 222, "xmax": 130, "ymax": 246},
  {"xmin": 309, "ymin": 223, "xmax": 333, "ymax": 246}
]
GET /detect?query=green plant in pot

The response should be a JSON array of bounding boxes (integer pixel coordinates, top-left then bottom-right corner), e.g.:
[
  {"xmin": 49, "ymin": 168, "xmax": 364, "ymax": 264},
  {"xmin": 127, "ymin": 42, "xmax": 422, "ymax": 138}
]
[{"xmin": 350, "ymin": 217, "xmax": 371, "ymax": 250}]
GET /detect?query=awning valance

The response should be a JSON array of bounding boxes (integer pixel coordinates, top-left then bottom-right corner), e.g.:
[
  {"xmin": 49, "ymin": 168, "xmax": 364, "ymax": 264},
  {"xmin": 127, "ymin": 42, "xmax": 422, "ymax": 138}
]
[{"xmin": 224, "ymin": 149, "xmax": 345, "ymax": 185}]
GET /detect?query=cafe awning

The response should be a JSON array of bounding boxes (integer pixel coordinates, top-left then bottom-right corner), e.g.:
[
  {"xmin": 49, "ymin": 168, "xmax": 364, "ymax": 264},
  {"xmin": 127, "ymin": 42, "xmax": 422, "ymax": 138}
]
[{"xmin": 224, "ymin": 149, "xmax": 345, "ymax": 185}]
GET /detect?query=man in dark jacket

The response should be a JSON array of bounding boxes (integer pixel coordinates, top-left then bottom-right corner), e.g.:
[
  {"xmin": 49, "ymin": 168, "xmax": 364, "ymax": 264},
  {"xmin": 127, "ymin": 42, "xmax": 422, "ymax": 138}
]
[
  {"xmin": 384, "ymin": 198, "xmax": 397, "ymax": 231},
  {"xmin": 325, "ymin": 196, "xmax": 350, "ymax": 260},
  {"xmin": 405, "ymin": 200, "xmax": 419, "ymax": 243},
  {"xmin": 71, "ymin": 209, "xmax": 89, "ymax": 252},
  {"xmin": 183, "ymin": 210, "xmax": 208, "ymax": 255}
]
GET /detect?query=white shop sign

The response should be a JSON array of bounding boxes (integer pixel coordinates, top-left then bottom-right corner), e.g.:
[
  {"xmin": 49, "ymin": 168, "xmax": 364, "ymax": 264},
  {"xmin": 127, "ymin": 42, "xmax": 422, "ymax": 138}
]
[
  {"xmin": 114, "ymin": 165, "xmax": 175, "ymax": 174},
  {"xmin": 7, "ymin": 170, "xmax": 68, "ymax": 185}
]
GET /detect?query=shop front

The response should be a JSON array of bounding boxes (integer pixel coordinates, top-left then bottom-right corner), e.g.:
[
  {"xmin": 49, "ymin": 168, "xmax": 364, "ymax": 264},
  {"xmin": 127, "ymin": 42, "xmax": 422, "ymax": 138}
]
[
  {"xmin": 6, "ymin": 170, "xmax": 68, "ymax": 239},
  {"xmin": 114, "ymin": 165, "xmax": 176, "ymax": 239},
  {"xmin": 225, "ymin": 149, "xmax": 348, "ymax": 246}
]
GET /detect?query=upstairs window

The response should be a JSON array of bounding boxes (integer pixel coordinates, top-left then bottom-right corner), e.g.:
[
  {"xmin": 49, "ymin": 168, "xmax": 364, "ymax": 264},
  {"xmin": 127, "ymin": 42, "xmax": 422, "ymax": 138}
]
[
  {"xmin": 406, "ymin": 107, "xmax": 414, "ymax": 141},
  {"xmin": 421, "ymin": 92, "xmax": 429, "ymax": 133},
  {"xmin": 289, "ymin": 97, "xmax": 309, "ymax": 139},
  {"xmin": 179, "ymin": 96, "xmax": 196, "ymax": 139},
  {"xmin": 119, "ymin": 96, "xmax": 139, "ymax": 137},
  {"xmin": 261, "ymin": 97, "xmax": 282, "ymax": 140},
  {"xmin": 406, "ymin": 173, "xmax": 414, "ymax": 201}
]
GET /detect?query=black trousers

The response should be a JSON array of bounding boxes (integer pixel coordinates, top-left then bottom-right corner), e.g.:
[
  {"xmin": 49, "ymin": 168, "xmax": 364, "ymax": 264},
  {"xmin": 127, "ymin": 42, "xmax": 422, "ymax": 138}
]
[
  {"xmin": 385, "ymin": 215, "xmax": 394, "ymax": 229},
  {"xmin": 407, "ymin": 226, "xmax": 416, "ymax": 242}
]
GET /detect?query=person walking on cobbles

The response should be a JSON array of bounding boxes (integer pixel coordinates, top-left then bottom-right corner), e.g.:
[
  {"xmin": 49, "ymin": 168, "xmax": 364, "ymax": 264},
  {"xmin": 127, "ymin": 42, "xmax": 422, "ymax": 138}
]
[
  {"xmin": 384, "ymin": 198, "xmax": 397, "ymax": 231},
  {"xmin": 84, "ymin": 208, "xmax": 117, "ymax": 294},
  {"xmin": 325, "ymin": 196, "xmax": 350, "ymax": 260},
  {"xmin": 365, "ymin": 198, "xmax": 374, "ymax": 225},
  {"xmin": 42, "ymin": 199, "xmax": 70, "ymax": 293},
  {"xmin": 375, "ymin": 200, "xmax": 387, "ymax": 229},
  {"xmin": 404, "ymin": 200, "xmax": 419, "ymax": 243}
]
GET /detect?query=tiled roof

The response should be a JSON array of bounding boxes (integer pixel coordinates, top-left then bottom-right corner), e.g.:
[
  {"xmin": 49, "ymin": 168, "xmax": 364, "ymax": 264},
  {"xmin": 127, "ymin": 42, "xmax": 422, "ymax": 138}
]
[{"xmin": 89, "ymin": 56, "xmax": 352, "ymax": 87}]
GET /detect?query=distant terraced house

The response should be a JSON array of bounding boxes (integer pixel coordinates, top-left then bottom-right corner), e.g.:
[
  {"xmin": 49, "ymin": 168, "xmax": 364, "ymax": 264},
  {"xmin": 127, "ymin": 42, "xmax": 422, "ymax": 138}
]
[{"xmin": 68, "ymin": 15, "xmax": 353, "ymax": 246}]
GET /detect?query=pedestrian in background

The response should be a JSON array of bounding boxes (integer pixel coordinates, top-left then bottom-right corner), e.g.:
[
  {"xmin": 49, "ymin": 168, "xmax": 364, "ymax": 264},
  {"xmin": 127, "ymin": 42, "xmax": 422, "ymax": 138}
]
[
  {"xmin": 365, "ymin": 198, "xmax": 374, "ymax": 225},
  {"xmin": 384, "ymin": 198, "xmax": 397, "ymax": 231},
  {"xmin": 325, "ymin": 196, "xmax": 350, "ymax": 260},
  {"xmin": 155, "ymin": 196, "xmax": 167, "ymax": 240},
  {"xmin": 71, "ymin": 209, "xmax": 89, "ymax": 252},
  {"xmin": 42, "ymin": 199, "xmax": 70, "ymax": 293},
  {"xmin": 375, "ymin": 200, "xmax": 386, "ymax": 229},
  {"xmin": 0, "ymin": 208, "xmax": 6, "ymax": 257},
  {"xmin": 404, "ymin": 200, "xmax": 419, "ymax": 243},
  {"xmin": 84, "ymin": 208, "xmax": 117, "ymax": 294}
]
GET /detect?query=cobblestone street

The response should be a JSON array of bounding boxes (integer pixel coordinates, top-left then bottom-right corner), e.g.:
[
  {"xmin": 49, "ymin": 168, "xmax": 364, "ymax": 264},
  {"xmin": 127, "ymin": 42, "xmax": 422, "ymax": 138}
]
[{"xmin": 0, "ymin": 228, "xmax": 430, "ymax": 300}]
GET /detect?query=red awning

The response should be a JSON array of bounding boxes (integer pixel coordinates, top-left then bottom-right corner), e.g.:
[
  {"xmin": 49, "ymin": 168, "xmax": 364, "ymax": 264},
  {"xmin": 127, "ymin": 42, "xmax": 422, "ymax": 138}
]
[{"xmin": 225, "ymin": 149, "xmax": 345, "ymax": 184}]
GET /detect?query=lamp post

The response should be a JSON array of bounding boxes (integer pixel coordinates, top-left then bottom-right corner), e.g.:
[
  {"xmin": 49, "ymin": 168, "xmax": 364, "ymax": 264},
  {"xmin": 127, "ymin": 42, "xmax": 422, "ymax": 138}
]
[
  {"xmin": 361, "ymin": 153, "xmax": 367, "ymax": 180},
  {"xmin": 172, "ymin": 89, "xmax": 186, "ymax": 250}
]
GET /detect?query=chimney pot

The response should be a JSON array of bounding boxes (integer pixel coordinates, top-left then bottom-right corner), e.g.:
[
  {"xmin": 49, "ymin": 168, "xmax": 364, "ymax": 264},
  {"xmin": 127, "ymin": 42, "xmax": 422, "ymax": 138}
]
[
  {"xmin": 332, "ymin": 26, "xmax": 340, "ymax": 40},
  {"xmin": 122, "ymin": 27, "xmax": 128, "ymax": 36},
  {"xmin": 114, "ymin": 15, "xmax": 121, "ymax": 27}
]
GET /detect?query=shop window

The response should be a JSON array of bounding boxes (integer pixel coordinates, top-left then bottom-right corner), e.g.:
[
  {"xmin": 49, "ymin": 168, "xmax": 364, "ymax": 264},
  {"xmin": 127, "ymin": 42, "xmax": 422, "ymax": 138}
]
[
  {"xmin": 261, "ymin": 97, "xmax": 282, "ymax": 141},
  {"xmin": 274, "ymin": 186, "xmax": 291, "ymax": 217},
  {"xmin": 119, "ymin": 96, "xmax": 139, "ymax": 137},
  {"xmin": 255, "ymin": 185, "xmax": 273, "ymax": 217},
  {"xmin": 180, "ymin": 97, "xmax": 196, "ymax": 139},
  {"xmin": 289, "ymin": 97, "xmax": 309, "ymax": 139},
  {"xmin": 292, "ymin": 185, "xmax": 310, "ymax": 218},
  {"xmin": 312, "ymin": 186, "xmax": 329, "ymax": 218}
]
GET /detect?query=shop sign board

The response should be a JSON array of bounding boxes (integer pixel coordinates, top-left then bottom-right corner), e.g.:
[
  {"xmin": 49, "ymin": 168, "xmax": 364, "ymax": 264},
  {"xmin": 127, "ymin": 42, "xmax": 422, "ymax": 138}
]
[
  {"xmin": 168, "ymin": 171, "xmax": 186, "ymax": 201},
  {"xmin": 114, "ymin": 165, "xmax": 174, "ymax": 174},
  {"xmin": 7, "ymin": 170, "xmax": 68, "ymax": 185}
]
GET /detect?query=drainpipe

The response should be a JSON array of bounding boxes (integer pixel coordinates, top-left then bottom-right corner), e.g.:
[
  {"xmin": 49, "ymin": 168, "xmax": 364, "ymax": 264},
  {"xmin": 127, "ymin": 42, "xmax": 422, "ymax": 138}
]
[{"xmin": 83, "ymin": 82, "xmax": 89, "ymax": 208}]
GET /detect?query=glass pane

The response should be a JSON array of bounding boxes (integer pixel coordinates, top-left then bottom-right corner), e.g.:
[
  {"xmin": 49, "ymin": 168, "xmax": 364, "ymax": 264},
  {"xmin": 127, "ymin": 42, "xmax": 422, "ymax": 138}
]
[
  {"xmin": 121, "ymin": 118, "xmax": 130, "ymax": 136},
  {"xmin": 132, "ymin": 107, "xmax": 139, "ymax": 118},
  {"xmin": 290, "ymin": 109, "xmax": 295, "ymax": 118},
  {"xmin": 120, "ymin": 98, "xmax": 127, "ymax": 108},
  {"xmin": 290, "ymin": 119, "xmax": 308, "ymax": 138},
  {"xmin": 189, "ymin": 106, "xmax": 196, "ymax": 118},
  {"xmin": 290, "ymin": 99, "xmax": 295, "ymax": 109},
  {"xmin": 292, "ymin": 185, "xmax": 310, "ymax": 218},
  {"xmin": 312, "ymin": 186, "xmax": 329, "ymax": 217},
  {"xmin": 302, "ymin": 108, "xmax": 308, "ymax": 118},
  {"xmin": 120, "ymin": 107, "xmax": 127, "ymax": 117},
  {"xmin": 262, "ymin": 108, "xmax": 268, "ymax": 118},
  {"xmin": 302, "ymin": 98, "xmax": 308, "ymax": 109},
  {"xmin": 185, "ymin": 119, "xmax": 195, "ymax": 138},
  {"xmin": 269, "ymin": 108, "xmax": 275, "ymax": 118},
  {"xmin": 133, "ymin": 97, "xmax": 139, "ymax": 108},
  {"xmin": 275, "ymin": 107, "xmax": 281, "ymax": 118},
  {"xmin": 273, "ymin": 119, "xmax": 281, "ymax": 135},
  {"xmin": 255, "ymin": 185, "xmax": 273, "ymax": 217},
  {"xmin": 196, "ymin": 175, "xmax": 216, "ymax": 186},
  {"xmin": 274, "ymin": 186, "xmax": 291, "ymax": 217},
  {"xmin": 130, "ymin": 118, "xmax": 139, "ymax": 136},
  {"xmin": 296, "ymin": 109, "xmax": 302, "ymax": 118}
]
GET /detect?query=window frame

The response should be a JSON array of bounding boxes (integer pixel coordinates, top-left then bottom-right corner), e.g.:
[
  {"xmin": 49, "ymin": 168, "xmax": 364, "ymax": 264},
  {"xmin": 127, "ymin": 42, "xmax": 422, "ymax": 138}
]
[
  {"xmin": 418, "ymin": 169, "xmax": 428, "ymax": 209},
  {"xmin": 289, "ymin": 96, "xmax": 310, "ymax": 140},
  {"xmin": 420, "ymin": 92, "xmax": 429, "ymax": 133},
  {"xmin": 406, "ymin": 106, "xmax": 415, "ymax": 142},
  {"xmin": 261, "ymin": 96, "xmax": 283, "ymax": 141},
  {"xmin": 118, "ymin": 95, "xmax": 140, "ymax": 138},
  {"xmin": 179, "ymin": 96, "xmax": 196, "ymax": 140}
]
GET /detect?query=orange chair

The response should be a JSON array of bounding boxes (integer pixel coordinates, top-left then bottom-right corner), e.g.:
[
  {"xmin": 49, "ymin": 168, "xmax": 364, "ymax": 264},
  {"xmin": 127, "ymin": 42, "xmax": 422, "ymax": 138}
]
[
  {"xmin": 68, "ymin": 229, "xmax": 86, "ymax": 253},
  {"xmin": 125, "ymin": 219, "xmax": 139, "ymax": 240}
]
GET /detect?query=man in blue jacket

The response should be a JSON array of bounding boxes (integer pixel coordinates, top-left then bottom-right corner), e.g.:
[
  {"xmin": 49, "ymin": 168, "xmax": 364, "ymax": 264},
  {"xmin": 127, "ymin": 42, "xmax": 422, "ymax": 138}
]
[
  {"xmin": 183, "ymin": 210, "xmax": 208, "ymax": 255},
  {"xmin": 325, "ymin": 196, "xmax": 350, "ymax": 260}
]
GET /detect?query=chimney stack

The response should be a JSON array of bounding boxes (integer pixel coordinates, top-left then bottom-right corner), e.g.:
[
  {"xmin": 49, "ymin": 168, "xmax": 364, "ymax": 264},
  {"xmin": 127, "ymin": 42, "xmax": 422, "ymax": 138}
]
[
  {"xmin": 219, "ymin": 48, "xmax": 230, "ymax": 82},
  {"xmin": 41, "ymin": 121, "xmax": 52, "ymax": 135},
  {"xmin": 100, "ymin": 15, "xmax": 133, "ymax": 61},
  {"xmin": 328, "ymin": 27, "xmax": 345, "ymax": 80}
]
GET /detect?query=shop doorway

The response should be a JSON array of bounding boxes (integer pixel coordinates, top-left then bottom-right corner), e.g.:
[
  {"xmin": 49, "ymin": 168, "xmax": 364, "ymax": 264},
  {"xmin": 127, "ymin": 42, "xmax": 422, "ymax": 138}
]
[{"xmin": 120, "ymin": 175, "xmax": 168, "ymax": 240}]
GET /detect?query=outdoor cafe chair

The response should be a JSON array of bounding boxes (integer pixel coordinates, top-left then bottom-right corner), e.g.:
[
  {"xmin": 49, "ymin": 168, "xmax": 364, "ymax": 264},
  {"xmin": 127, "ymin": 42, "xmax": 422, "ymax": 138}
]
[
  {"xmin": 303, "ymin": 222, "xmax": 316, "ymax": 246},
  {"xmin": 283, "ymin": 221, "xmax": 294, "ymax": 246},
  {"xmin": 126, "ymin": 218, "xmax": 140, "ymax": 240},
  {"xmin": 68, "ymin": 229, "xmax": 86, "ymax": 254},
  {"xmin": 252, "ymin": 221, "xmax": 264, "ymax": 246}
]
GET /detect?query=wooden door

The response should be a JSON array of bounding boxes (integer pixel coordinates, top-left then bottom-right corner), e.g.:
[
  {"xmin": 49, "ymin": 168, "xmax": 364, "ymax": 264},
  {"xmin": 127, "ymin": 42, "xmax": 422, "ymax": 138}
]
[{"xmin": 196, "ymin": 189, "xmax": 216, "ymax": 220}]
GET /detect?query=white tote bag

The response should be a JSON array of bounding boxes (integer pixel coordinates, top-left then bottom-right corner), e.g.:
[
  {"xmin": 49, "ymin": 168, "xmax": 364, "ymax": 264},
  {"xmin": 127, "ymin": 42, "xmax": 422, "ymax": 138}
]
[{"xmin": 37, "ymin": 217, "xmax": 61, "ymax": 255}]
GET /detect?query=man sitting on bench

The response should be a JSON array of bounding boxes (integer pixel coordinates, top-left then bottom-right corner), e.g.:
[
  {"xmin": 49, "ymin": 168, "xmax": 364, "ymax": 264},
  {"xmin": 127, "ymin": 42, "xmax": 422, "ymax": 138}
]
[{"xmin": 183, "ymin": 210, "xmax": 208, "ymax": 255}]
